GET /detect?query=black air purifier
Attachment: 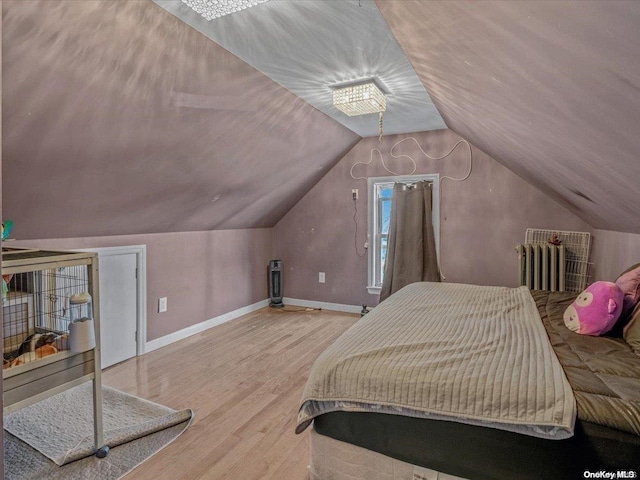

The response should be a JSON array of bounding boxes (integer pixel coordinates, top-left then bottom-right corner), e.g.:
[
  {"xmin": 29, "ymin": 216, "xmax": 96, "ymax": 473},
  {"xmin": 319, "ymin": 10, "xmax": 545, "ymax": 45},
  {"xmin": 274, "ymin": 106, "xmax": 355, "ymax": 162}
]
[{"xmin": 269, "ymin": 260, "xmax": 284, "ymax": 308}]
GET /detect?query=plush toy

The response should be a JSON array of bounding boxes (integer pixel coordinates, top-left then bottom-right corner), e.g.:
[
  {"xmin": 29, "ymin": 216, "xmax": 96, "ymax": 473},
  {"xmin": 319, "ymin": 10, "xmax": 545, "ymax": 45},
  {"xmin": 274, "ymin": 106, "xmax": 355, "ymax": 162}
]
[{"xmin": 564, "ymin": 281, "xmax": 624, "ymax": 336}]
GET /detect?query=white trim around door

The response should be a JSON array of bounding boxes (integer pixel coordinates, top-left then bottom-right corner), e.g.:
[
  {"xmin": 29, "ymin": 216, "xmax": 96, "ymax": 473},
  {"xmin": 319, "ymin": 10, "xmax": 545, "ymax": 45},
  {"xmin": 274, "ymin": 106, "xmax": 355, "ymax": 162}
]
[{"xmin": 74, "ymin": 245, "xmax": 147, "ymax": 356}]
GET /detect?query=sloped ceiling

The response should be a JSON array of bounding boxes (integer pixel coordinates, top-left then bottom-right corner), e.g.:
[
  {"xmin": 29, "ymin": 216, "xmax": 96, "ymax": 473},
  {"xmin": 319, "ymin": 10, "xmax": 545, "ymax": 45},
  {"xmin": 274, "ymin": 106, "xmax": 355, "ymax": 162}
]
[
  {"xmin": 154, "ymin": 0, "xmax": 446, "ymax": 137},
  {"xmin": 377, "ymin": 0, "xmax": 640, "ymax": 233},
  {"xmin": 2, "ymin": 0, "xmax": 359, "ymax": 239},
  {"xmin": 5, "ymin": 0, "xmax": 640, "ymax": 239}
]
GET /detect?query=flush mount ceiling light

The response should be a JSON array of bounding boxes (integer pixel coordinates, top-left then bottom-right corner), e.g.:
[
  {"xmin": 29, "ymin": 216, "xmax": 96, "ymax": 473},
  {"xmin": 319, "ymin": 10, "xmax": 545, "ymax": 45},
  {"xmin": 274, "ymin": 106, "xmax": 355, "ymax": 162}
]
[
  {"xmin": 181, "ymin": 0, "xmax": 270, "ymax": 21},
  {"xmin": 333, "ymin": 81, "xmax": 387, "ymax": 140},
  {"xmin": 332, "ymin": 81, "xmax": 387, "ymax": 117}
]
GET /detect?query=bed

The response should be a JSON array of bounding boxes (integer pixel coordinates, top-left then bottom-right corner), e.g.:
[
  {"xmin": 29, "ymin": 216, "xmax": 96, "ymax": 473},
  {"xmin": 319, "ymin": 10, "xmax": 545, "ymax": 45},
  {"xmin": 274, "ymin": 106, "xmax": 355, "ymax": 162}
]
[{"xmin": 296, "ymin": 282, "xmax": 640, "ymax": 479}]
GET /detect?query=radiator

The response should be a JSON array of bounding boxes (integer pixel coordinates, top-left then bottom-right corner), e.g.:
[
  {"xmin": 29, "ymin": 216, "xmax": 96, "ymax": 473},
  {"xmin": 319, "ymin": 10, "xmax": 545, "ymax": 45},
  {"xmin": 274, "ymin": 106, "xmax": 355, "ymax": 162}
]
[{"xmin": 517, "ymin": 243, "xmax": 566, "ymax": 292}]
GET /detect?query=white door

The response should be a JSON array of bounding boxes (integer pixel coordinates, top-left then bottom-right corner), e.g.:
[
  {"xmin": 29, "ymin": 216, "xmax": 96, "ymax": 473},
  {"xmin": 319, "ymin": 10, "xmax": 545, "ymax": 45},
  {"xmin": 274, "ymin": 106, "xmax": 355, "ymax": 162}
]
[{"xmin": 99, "ymin": 252, "xmax": 138, "ymax": 368}]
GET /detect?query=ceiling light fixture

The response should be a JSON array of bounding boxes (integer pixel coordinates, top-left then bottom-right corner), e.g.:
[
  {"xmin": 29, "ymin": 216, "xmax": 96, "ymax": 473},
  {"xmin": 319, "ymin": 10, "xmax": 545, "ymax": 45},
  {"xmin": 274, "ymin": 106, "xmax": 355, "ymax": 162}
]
[
  {"xmin": 181, "ymin": 0, "xmax": 270, "ymax": 21},
  {"xmin": 333, "ymin": 81, "xmax": 386, "ymax": 117},
  {"xmin": 333, "ymin": 81, "xmax": 387, "ymax": 140}
]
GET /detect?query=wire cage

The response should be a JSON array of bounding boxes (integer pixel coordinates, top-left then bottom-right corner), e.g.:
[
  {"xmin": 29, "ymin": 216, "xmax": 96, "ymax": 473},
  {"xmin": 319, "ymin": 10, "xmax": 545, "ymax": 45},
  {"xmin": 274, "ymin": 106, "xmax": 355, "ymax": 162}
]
[
  {"xmin": 3, "ymin": 262, "xmax": 90, "ymax": 370},
  {"xmin": 524, "ymin": 228, "xmax": 591, "ymax": 293},
  {"xmin": 2, "ymin": 247, "xmax": 107, "ymax": 456}
]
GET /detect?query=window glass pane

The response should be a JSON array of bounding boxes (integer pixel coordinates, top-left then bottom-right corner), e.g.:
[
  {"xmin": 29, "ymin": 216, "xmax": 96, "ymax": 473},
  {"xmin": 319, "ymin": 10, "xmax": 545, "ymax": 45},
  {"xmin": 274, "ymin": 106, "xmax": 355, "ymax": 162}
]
[
  {"xmin": 381, "ymin": 199, "xmax": 391, "ymax": 235},
  {"xmin": 379, "ymin": 185, "xmax": 393, "ymax": 200},
  {"xmin": 377, "ymin": 185, "xmax": 393, "ymax": 235},
  {"xmin": 378, "ymin": 185, "xmax": 393, "ymax": 285}
]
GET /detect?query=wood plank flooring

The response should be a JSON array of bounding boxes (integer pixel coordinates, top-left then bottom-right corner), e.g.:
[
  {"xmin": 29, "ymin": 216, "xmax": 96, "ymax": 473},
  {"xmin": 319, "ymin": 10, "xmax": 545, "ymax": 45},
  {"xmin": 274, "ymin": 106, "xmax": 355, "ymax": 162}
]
[{"xmin": 102, "ymin": 307, "xmax": 358, "ymax": 480}]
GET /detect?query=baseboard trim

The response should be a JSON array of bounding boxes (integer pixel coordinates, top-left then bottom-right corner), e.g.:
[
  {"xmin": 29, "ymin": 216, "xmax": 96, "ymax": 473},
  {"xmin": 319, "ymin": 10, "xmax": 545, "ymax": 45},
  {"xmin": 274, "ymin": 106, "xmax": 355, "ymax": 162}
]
[
  {"xmin": 283, "ymin": 297, "xmax": 363, "ymax": 315},
  {"xmin": 145, "ymin": 299, "xmax": 269, "ymax": 353}
]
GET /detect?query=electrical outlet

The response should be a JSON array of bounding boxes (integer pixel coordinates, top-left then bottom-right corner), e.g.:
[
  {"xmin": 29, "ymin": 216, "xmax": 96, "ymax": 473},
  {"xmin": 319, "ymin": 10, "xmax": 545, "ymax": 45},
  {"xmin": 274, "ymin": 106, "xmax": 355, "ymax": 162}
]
[
  {"xmin": 352, "ymin": 189, "xmax": 358, "ymax": 200},
  {"xmin": 158, "ymin": 297, "xmax": 167, "ymax": 313},
  {"xmin": 319, "ymin": 272, "xmax": 325, "ymax": 283}
]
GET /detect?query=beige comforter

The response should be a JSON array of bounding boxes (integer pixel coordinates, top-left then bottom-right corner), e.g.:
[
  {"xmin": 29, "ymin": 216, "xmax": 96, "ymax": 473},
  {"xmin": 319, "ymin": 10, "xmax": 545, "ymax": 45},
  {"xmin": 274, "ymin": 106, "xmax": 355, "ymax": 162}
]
[{"xmin": 297, "ymin": 282, "xmax": 576, "ymax": 439}]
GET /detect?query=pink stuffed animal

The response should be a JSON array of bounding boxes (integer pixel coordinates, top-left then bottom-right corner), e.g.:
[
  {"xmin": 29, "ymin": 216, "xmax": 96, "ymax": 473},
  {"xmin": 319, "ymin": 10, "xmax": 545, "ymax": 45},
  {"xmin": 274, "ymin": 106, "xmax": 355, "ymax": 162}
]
[{"xmin": 563, "ymin": 281, "xmax": 624, "ymax": 336}]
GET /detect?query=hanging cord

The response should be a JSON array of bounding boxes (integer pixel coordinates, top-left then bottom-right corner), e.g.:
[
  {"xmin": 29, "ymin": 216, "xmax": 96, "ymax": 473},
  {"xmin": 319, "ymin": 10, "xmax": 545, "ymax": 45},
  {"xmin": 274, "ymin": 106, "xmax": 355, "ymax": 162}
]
[
  {"xmin": 349, "ymin": 147, "xmax": 401, "ymax": 178},
  {"xmin": 349, "ymin": 136, "xmax": 472, "ymax": 181},
  {"xmin": 349, "ymin": 136, "xmax": 474, "ymax": 281},
  {"xmin": 378, "ymin": 111, "xmax": 384, "ymax": 141},
  {"xmin": 389, "ymin": 137, "xmax": 472, "ymax": 183},
  {"xmin": 353, "ymin": 196, "xmax": 366, "ymax": 257}
]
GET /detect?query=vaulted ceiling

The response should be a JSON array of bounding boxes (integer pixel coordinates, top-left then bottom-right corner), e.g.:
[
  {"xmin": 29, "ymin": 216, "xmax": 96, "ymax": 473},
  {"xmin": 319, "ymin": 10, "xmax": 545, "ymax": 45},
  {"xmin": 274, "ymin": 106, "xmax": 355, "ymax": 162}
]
[
  {"xmin": 3, "ymin": 0, "xmax": 640, "ymax": 239},
  {"xmin": 153, "ymin": 0, "xmax": 446, "ymax": 137},
  {"xmin": 2, "ymin": 0, "xmax": 360, "ymax": 239},
  {"xmin": 377, "ymin": 0, "xmax": 640, "ymax": 233}
]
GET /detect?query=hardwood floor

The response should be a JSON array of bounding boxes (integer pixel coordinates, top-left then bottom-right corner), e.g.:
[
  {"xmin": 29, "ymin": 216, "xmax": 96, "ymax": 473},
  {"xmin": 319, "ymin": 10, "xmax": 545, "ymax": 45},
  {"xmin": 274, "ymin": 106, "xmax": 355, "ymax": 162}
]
[{"xmin": 102, "ymin": 307, "xmax": 358, "ymax": 480}]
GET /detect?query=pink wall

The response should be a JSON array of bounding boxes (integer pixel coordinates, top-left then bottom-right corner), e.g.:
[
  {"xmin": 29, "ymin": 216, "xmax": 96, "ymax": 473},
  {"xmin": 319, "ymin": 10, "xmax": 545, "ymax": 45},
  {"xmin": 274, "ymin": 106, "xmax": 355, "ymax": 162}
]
[
  {"xmin": 11, "ymin": 229, "xmax": 272, "ymax": 341},
  {"xmin": 592, "ymin": 229, "xmax": 640, "ymax": 282},
  {"xmin": 274, "ymin": 129, "xmax": 592, "ymax": 307}
]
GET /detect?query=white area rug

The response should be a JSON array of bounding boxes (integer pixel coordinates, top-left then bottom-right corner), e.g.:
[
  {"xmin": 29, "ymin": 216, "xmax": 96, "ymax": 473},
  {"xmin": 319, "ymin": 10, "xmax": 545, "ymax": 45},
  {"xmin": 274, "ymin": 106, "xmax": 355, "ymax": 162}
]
[{"xmin": 3, "ymin": 383, "xmax": 193, "ymax": 479}]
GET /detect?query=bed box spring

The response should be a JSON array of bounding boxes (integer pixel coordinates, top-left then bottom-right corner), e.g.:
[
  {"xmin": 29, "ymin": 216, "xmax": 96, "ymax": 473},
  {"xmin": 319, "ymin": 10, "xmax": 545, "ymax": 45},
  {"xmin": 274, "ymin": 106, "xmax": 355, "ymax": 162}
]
[
  {"xmin": 311, "ymin": 290, "xmax": 640, "ymax": 479},
  {"xmin": 314, "ymin": 412, "xmax": 639, "ymax": 480},
  {"xmin": 309, "ymin": 427, "xmax": 466, "ymax": 480}
]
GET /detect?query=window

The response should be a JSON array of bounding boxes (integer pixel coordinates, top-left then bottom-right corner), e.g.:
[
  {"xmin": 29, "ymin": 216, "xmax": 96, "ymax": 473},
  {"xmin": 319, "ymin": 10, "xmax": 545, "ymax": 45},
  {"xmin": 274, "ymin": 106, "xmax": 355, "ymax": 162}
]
[{"xmin": 366, "ymin": 174, "xmax": 439, "ymax": 295}]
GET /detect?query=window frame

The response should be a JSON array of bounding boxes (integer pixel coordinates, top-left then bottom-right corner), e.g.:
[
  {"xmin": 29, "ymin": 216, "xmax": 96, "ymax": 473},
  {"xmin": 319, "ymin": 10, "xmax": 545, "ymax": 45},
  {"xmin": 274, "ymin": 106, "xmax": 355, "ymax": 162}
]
[{"xmin": 366, "ymin": 174, "xmax": 440, "ymax": 295}]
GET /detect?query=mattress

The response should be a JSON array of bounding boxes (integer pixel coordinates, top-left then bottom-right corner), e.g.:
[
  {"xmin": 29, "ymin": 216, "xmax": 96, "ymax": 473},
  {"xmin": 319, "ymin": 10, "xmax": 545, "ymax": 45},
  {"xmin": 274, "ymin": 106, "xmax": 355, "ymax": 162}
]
[
  {"xmin": 298, "ymin": 283, "xmax": 575, "ymax": 439},
  {"xmin": 310, "ymin": 290, "xmax": 640, "ymax": 479}
]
